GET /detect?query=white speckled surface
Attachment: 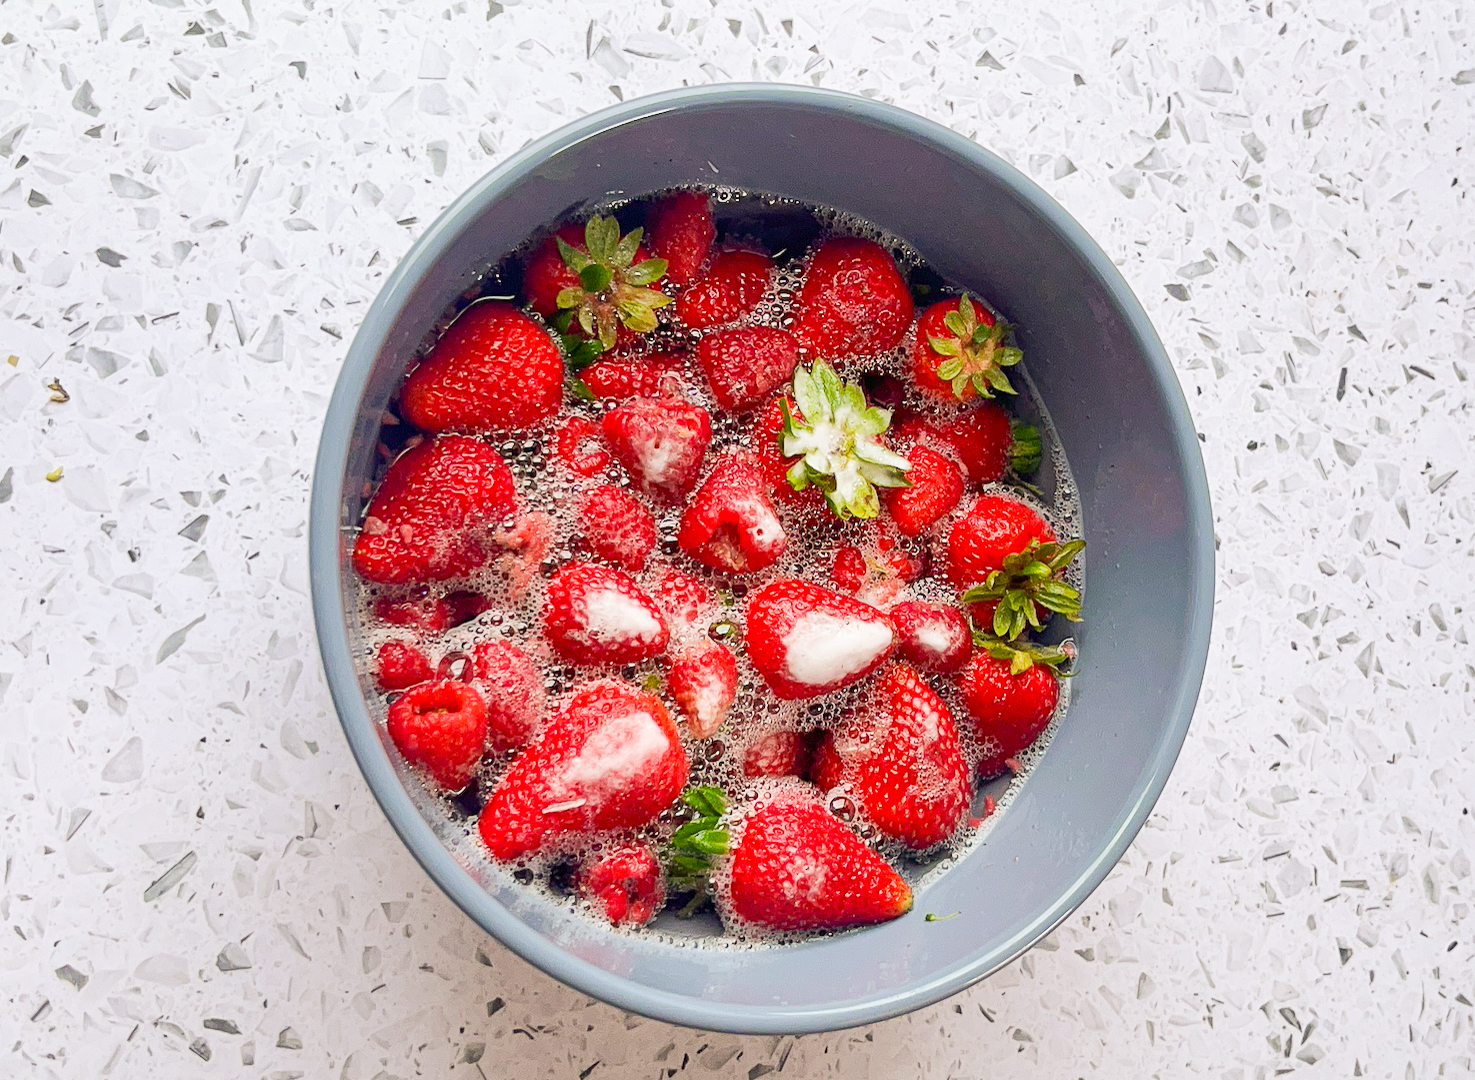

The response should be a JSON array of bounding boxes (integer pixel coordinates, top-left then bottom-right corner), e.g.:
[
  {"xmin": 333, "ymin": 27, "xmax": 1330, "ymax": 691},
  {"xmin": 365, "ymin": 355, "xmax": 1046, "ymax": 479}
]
[{"xmin": 3, "ymin": 1, "xmax": 1473, "ymax": 1076}]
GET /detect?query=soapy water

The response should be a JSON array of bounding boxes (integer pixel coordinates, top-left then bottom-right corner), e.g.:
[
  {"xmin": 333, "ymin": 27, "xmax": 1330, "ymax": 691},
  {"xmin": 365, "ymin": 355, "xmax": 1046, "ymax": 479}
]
[{"xmin": 352, "ymin": 186, "xmax": 1084, "ymax": 946}]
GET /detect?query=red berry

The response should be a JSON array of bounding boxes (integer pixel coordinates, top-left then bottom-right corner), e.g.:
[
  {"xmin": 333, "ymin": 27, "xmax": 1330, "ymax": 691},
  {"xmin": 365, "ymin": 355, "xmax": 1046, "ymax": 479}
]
[
  {"xmin": 748, "ymin": 395, "xmax": 830, "ymax": 522},
  {"xmin": 386, "ymin": 680, "xmax": 489, "ymax": 791},
  {"xmin": 745, "ymin": 579, "xmax": 895, "ymax": 700},
  {"xmin": 676, "ymin": 249, "xmax": 773, "ymax": 328},
  {"xmin": 890, "ymin": 600, "xmax": 972, "ymax": 674},
  {"xmin": 697, "ymin": 325, "xmax": 800, "ymax": 414},
  {"xmin": 374, "ymin": 593, "xmax": 451, "ymax": 634},
  {"xmin": 884, "ymin": 445, "xmax": 964, "ymax": 537},
  {"xmin": 352, "ymin": 436, "xmax": 520, "ymax": 585},
  {"xmin": 677, "ymin": 455, "xmax": 788, "ymax": 574},
  {"xmin": 469, "ymin": 641, "xmax": 545, "ymax": 752},
  {"xmin": 523, "ymin": 224, "xmax": 586, "ymax": 319},
  {"xmin": 478, "ymin": 681, "xmax": 688, "ymax": 860},
  {"xmin": 544, "ymin": 562, "xmax": 670, "ymax": 666},
  {"xmin": 893, "ymin": 404, "xmax": 1016, "ymax": 486},
  {"xmin": 579, "ymin": 484, "xmax": 658, "ymax": 572},
  {"xmin": 646, "ymin": 190, "xmax": 716, "ymax": 286},
  {"xmin": 830, "ymin": 545, "xmax": 867, "ymax": 592},
  {"xmin": 601, "ymin": 397, "xmax": 712, "ymax": 503},
  {"xmin": 555, "ymin": 415, "xmax": 613, "ymax": 477},
  {"xmin": 579, "ymin": 844, "xmax": 666, "ymax": 927},
  {"xmin": 649, "ymin": 568, "xmax": 714, "ymax": 635},
  {"xmin": 400, "ymin": 303, "xmax": 564, "ymax": 434},
  {"xmin": 579, "ymin": 353, "xmax": 686, "ymax": 400},
  {"xmin": 667, "ymin": 642, "xmax": 739, "ymax": 738},
  {"xmin": 791, "ymin": 238, "xmax": 913, "ymax": 360},
  {"xmin": 442, "ymin": 590, "xmax": 491, "ymax": 628},
  {"xmin": 374, "ymin": 641, "xmax": 435, "ymax": 691},
  {"xmin": 945, "ymin": 493, "xmax": 1056, "ymax": 591},
  {"xmin": 958, "ymin": 653, "xmax": 1060, "ymax": 778},
  {"xmin": 911, "ymin": 295, "xmax": 1020, "ymax": 402},
  {"xmin": 742, "ymin": 730, "xmax": 815, "ymax": 779}
]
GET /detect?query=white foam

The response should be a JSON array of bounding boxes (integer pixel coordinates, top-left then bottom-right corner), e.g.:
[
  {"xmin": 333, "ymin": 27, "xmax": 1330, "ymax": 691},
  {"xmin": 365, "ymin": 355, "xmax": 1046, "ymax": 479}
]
[{"xmin": 781, "ymin": 612, "xmax": 893, "ymax": 688}]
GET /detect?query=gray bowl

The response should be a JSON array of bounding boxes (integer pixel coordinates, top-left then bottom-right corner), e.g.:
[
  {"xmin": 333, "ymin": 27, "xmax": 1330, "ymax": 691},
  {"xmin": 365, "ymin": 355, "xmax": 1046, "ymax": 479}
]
[{"xmin": 310, "ymin": 84, "xmax": 1213, "ymax": 1034}]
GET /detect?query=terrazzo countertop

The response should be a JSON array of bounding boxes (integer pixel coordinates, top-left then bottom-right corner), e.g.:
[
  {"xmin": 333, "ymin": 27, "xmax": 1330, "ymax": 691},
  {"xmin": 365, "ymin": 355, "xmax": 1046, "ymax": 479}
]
[{"xmin": 3, "ymin": 0, "xmax": 1473, "ymax": 1076}]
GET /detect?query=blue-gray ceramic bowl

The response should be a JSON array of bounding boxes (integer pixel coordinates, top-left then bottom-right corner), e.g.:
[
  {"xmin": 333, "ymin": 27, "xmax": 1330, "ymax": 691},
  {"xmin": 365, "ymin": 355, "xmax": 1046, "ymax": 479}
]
[{"xmin": 310, "ymin": 84, "xmax": 1213, "ymax": 1034}]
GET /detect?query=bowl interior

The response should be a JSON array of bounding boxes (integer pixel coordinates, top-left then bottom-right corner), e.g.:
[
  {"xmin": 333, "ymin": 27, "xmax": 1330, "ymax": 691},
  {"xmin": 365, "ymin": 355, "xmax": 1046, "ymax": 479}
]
[{"xmin": 311, "ymin": 86, "xmax": 1212, "ymax": 1034}]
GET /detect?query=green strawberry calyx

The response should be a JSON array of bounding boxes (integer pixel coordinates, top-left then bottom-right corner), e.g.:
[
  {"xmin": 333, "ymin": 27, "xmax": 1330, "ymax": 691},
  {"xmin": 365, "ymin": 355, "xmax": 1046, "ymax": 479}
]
[
  {"xmin": 973, "ymin": 634, "xmax": 1077, "ymax": 676},
  {"xmin": 1009, "ymin": 419, "xmax": 1043, "ymax": 475},
  {"xmin": 554, "ymin": 215, "xmax": 671, "ymax": 352},
  {"xmin": 928, "ymin": 294, "xmax": 1024, "ymax": 400},
  {"xmin": 960, "ymin": 538, "xmax": 1085, "ymax": 641},
  {"xmin": 665, "ymin": 785, "xmax": 729, "ymax": 916},
  {"xmin": 781, "ymin": 360, "xmax": 913, "ymax": 520}
]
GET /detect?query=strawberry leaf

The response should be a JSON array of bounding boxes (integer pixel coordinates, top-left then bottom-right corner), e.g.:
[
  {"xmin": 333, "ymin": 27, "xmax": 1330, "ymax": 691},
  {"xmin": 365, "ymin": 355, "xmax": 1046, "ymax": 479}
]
[
  {"xmin": 974, "ymin": 633, "xmax": 1077, "ymax": 674},
  {"xmin": 665, "ymin": 786, "xmax": 730, "ymax": 912},
  {"xmin": 926, "ymin": 295, "xmax": 1025, "ymax": 401},
  {"xmin": 960, "ymin": 538, "xmax": 1085, "ymax": 641},
  {"xmin": 1008, "ymin": 421, "xmax": 1043, "ymax": 475},
  {"xmin": 579, "ymin": 264, "xmax": 613, "ymax": 293}
]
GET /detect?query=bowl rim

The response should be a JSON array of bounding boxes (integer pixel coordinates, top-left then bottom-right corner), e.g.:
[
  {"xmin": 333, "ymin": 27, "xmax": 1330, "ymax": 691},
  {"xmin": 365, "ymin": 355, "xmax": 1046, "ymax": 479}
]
[{"xmin": 310, "ymin": 82, "xmax": 1215, "ymax": 1034}]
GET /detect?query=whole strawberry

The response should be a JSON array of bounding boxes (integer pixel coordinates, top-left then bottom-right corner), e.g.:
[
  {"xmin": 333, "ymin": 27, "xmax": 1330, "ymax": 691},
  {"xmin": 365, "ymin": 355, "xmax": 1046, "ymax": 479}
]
[
  {"xmin": 945, "ymin": 493, "xmax": 1056, "ymax": 591},
  {"xmin": 958, "ymin": 643, "xmax": 1067, "ymax": 778},
  {"xmin": 792, "ymin": 237, "xmax": 913, "ymax": 360},
  {"xmin": 676, "ymin": 249, "xmax": 774, "ymax": 328},
  {"xmin": 579, "ymin": 352, "xmax": 686, "ymax": 400},
  {"xmin": 726, "ymin": 796, "xmax": 913, "ymax": 932},
  {"xmin": 387, "ymin": 680, "xmax": 489, "ymax": 792},
  {"xmin": 812, "ymin": 665, "xmax": 971, "ymax": 850},
  {"xmin": 911, "ymin": 294, "xmax": 1023, "ymax": 402},
  {"xmin": 948, "ymin": 494, "xmax": 1084, "ymax": 640},
  {"xmin": 478, "ymin": 681, "xmax": 689, "ymax": 860},
  {"xmin": 578, "ymin": 843, "xmax": 666, "ymax": 928},
  {"xmin": 545, "ymin": 562, "xmax": 670, "ymax": 666},
  {"xmin": 374, "ymin": 640, "xmax": 435, "ymax": 691},
  {"xmin": 579, "ymin": 484, "xmax": 657, "ymax": 571},
  {"xmin": 469, "ymin": 641, "xmax": 545, "ymax": 752},
  {"xmin": 400, "ymin": 302, "xmax": 564, "ymax": 433},
  {"xmin": 697, "ymin": 325, "xmax": 800, "ymax": 414},
  {"xmin": 745, "ymin": 579, "xmax": 895, "ymax": 700},
  {"xmin": 749, "ymin": 395, "xmax": 829, "ymax": 522},
  {"xmin": 892, "ymin": 404, "xmax": 1041, "ymax": 484},
  {"xmin": 883, "ymin": 444, "xmax": 963, "ymax": 537},
  {"xmin": 602, "ymin": 396, "xmax": 712, "ymax": 503},
  {"xmin": 524, "ymin": 217, "xmax": 670, "ymax": 351},
  {"xmin": 352, "ymin": 435, "xmax": 520, "ymax": 585},
  {"xmin": 667, "ymin": 642, "xmax": 738, "ymax": 738},
  {"xmin": 678, "ymin": 455, "xmax": 788, "ymax": 574},
  {"xmin": 646, "ymin": 189, "xmax": 716, "ymax": 286}
]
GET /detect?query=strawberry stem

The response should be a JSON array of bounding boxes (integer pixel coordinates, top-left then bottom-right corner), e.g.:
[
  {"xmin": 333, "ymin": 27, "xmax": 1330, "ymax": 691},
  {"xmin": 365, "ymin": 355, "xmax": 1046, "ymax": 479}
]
[
  {"xmin": 972, "ymin": 633, "xmax": 1077, "ymax": 676},
  {"xmin": 960, "ymin": 538, "xmax": 1085, "ymax": 641}
]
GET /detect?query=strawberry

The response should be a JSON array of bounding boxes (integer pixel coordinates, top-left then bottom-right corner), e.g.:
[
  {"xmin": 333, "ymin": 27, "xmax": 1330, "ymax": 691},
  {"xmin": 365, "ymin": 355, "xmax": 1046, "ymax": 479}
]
[
  {"xmin": 945, "ymin": 493, "xmax": 1057, "ymax": 591},
  {"xmin": 742, "ymin": 730, "xmax": 816, "ymax": 779},
  {"xmin": 697, "ymin": 325, "xmax": 800, "ymax": 414},
  {"xmin": 490, "ymin": 509, "xmax": 553, "ymax": 599},
  {"xmin": 676, "ymin": 249, "xmax": 773, "ymax": 328},
  {"xmin": 890, "ymin": 600, "xmax": 972, "ymax": 673},
  {"xmin": 386, "ymin": 680, "xmax": 489, "ymax": 791},
  {"xmin": 646, "ymin": 190, "xmax": 716, "ymax": 286},
  {"xmin": 726, "ymin": 796, "xmax": 913, "ymax": 932},
  {"xmin": 883, "ymin": 445, "xmax": 963, "ymax": 537},
  {"xmin": 791, "ymin": 237, "xmax": 913, "ymax": 360},
  {"xmin": 830, "ymin": 545, "xmax": 867, "ymax": 592},
  {"xmin": 892, "ymin": 405, "xmax": 1041, "ymax": 484},
  {"xmin": 745, "ymin": 579, "xmax": 895, "ymax": 700},
  {"xmin": 750, "ymin": 395, "xmax": 829, "ymax": 521},
  {"xmin": 579, "ymin": 484, "xmax": 657, "ymax": 571},
  {"xmin": 374, "ymin": 640, "xmax": 435, "ymax": 691},
  {"xmin": 650, "ymin": 568, "xmax": 714, "ymax": 635},
  {"xmin": 911, "ymin": 294, "xmax": 1022, "ymax": 402},
  {"xmin": 948, "ymin": 494, "xmax": 1084, "ymax": 640},
  {"xmin": 374, "ymin": 592, "xmax": 451, "ymax": 634},
  {"xmin": 958, "ymin": 644, "xmax": 1067, "ymax": 778},
  {"xmin": 579, "ymin": 352, "xmax": 685, "ymax": 400},
  {"xmin": 667, "ymin": 642, "xmax": 738, "ymax": 738},
  {"xmin": 555, "ymin": 415, "xmax": 613, "ymax": 477},
  {"xmin": 523, "ymin": 224, "xmax": 587, "ymax": 319},
  {"xmin": 352, "ymin": 435, "xmax": 520, "ymax": 585},
  {"xmin": 478, "ymin": 681, "xmax": 689, "ymax": 860},
  {"xmin": 469, "ymin": 641, "xmax": 545, "ymax": 752},
  {"xmin": 544, "ymin": 562, "xmax": 670, "ymax": 665},
  {"xmin": 523, "ymin": 217, "xmax": 669, "ymax": 351},
  {"xmin": 677, "ymin": 455, "xmax": 788, "ymax": 574},
  {"xmin": 601, "ymin": 396, "xmax": 712, "ymax": 503},
  {"xmin": 400, "ymin": 302, "xmax": 564, "ymax": 434},
  {"xmin": 811, "ymin": 665, "xmax": 971, "ymax": 850},
  {"xmin": 442, "ymin": 590, "xmax": 491, "ymax": 627},
  {"xmin": 579, "ymin": 843, "xmax": 665, "ymax": 927}
]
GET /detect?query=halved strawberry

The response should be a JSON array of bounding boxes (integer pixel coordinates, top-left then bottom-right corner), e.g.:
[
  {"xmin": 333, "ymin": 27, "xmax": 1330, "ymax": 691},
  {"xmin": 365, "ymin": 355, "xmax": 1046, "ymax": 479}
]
[
  {"xmin": 667, "ymin": 642, "xmax": 738, "ymax": 738},
  {"xmin": 958, "ymin": 645, "xmax": 1065, "ymax": 778},
  {"xmin": 646, "ymin": 190, "xmax": 716, "ymax": 286},
  {"xmin": 742, "ymin": 730, "xmax": 816, "ymax": 779},
  {"xmin": 726, "ymin": 796, "xmax": 913, "ymax": 932},
  {"xmin": 745, "ymin": 579, "xmax": 895, "ymax": 700},
  {"xmin": 791, "ymin": 237, "xmax": 913, "ymax": 360},
  {"xmin": 697, "ymin": 325, "xmax": 800, "ymax": 414},
  {"xmin": 811, "ymin": 665, "xmax": 971, "ymax": 850},
  {"xmin": 890, "ymin": 600, "xmax": 972, "ymax": 673},
  {"xmin": 883, "ymin": 445, "xmax": 963, "ymax": 537},
  {"xmin": 469, "ymin": 641, "xmax": 545, "ymax": 752},
  {"xmin": 650, "ymin": 568, "xmax": 714, "ymax": 635},
  {"xmin": 478, "ymin": 681, "xmax": 688, "ymax": 860},
  {"xmin": 352, "ymin": 435, "xmax": 520, "ymax": 585},
  {"xmin": 676, "ymin": 249, "xmax": 773, "ymax": 328},
  {"xmin": 892, "ymin": 405, "xmax": 1041, "ymax": 485},
  {"xmin": 400, "ymin": 302, "xmax": 564, "ymax": 434},
  {"xmin": 374, "ymin": 640, "xmax": 435, "ymax": 691},
  {"xmin": 677, "ymin": 455, "xmax": 787, "ymax": 574},
  {"xmin": 579, "ymin": 352, "xmax": 685, "ymax": 400},
  {"xmin": 386, "ymin": 680, "xmax": 489, "ymax": 791},
  {"xmin": 555, "ymin": 415, "xmax": 613, "ymax": 477},
  {"xmin": 602, "ymin": 396, "xmax": 712, "ymax": 503},
  {"xmin": 544, "ymin": 562, "xmax": 670, "ymax": 665},
  {"xmin": 911, "ymin": 294, "xmax": 1022, "ymax": 402},
  {"xmin": 579, "ymin": 843, "xmax": 666, "ymax": 927},
  {"xmin": 579, "ymin": 484, "xmax": 657, "ymax": 571}
]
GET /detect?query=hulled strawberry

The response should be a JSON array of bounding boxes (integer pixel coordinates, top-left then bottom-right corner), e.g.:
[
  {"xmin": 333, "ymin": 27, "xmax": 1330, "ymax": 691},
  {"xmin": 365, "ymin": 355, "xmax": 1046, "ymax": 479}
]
[
  {"xmin": 524, "ymin": 216, "xmax": 670, "ymax": 351},
  {"xmin": 579, "ymin": 352, "xmax": 685, "ymax": 400},
  {"xmin": 469, "ymin": 641, "xmax": 545, "ymax": 752},
  {"xmin": 646, "ymin": 190, "xmax": 716, "ymax": 286},
  {"xmin": 697, "ymin": 325, "xmax": 800, "ymax": 414},
  {"xmin": 400, "ymin": 302, "xmax": 564, "ymax": 433},
  {"xmin": 677, "ymin": 455, "xmax": 788, "ymax": 574},
  {"xmin": 890, "ymin": 600, "xmax": 972, "ymax": 673},
  {"xmin": 726, "ymin": 796, "xmax": 913, "ymax": 932},
  {"xmin": 948, "ymin": 494, "xmax": 1084, "ymax": 640},
  {"xmin": 959, "ymin": 641, "xmax": 1069, "ymax": 778},
  {"xmin": 911, "ymin": 294, "xmax": 1022, "ymax": 402},
  {"xmin": 478, "ymin": 681, "xmax": 688, "ymax": 860},
  {"xmin": 602, "ymin": 396, "xmax": 712, "ymax": 503},
  {"xmin": 579, "ymin": 843, "xmax": 666, "ymax": 928},
  {"xmin": 667, "ymin": 642, "xmax": 739, "ymax": 738},
  {"xmin": 545, "ymin": 562, "xmax": 670, "ymax": 665},
  {"xmin": 893, "ymin": 404, "xmax": 1042, "ymax": 484},
  {"xmin": 883, "ymin": 444, "xmax": 963, "ymax": 537},
  {"xmin": 676, "ymin": 249, "xmax": 774, "ymax": 328},
  {"xmin": 791, "ymin": 237, "xmax": 913, "ymax": 360},
  {"xmin": 812, "ymin": 665, "xmax": 971, "ymax": 850},
  {"xmin": 352, "ymin": 435, "xmax": 520, "ymax": 585},
  {"xmin": 650, "ymin": 568, "xmax": 714, "ymax": 636},
  {"xmin": 374, "ymin": 641, "xmax": 435, "ymax": 691},
  {"xmin": 745, "ymin": 579, "xmax": 895, "ymax": 700},
  {"xmin": 742, "ymin": 730, "xmax": 816, "ymax": 779},
  {"xmin": 387, "ymin": 680, "xmax": 489, "ymax": 791},
  {"xmin": 579, "ymin": 484, "xmax": 657, "ymax": 571}
]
